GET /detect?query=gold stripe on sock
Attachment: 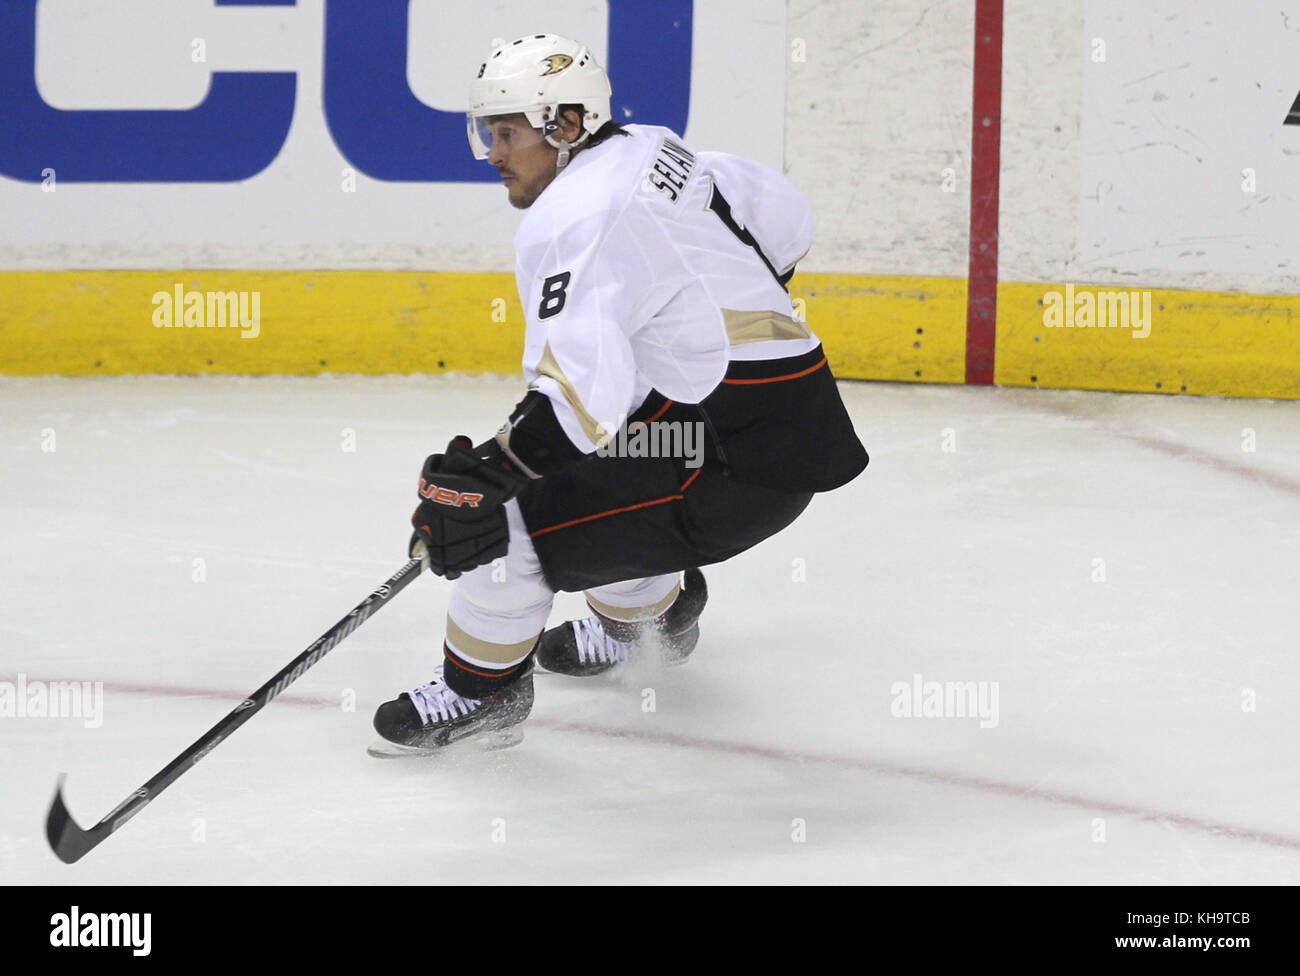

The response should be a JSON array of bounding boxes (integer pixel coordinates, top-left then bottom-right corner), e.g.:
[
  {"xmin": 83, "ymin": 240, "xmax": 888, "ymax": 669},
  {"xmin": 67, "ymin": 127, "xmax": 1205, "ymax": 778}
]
[
  {"xmin": 445, "ymin": 617, "xmax": 539, "ymax": 666},
  {"xmin": 585, "ymin": 583, "xmax": 681, "ymax": 623}
]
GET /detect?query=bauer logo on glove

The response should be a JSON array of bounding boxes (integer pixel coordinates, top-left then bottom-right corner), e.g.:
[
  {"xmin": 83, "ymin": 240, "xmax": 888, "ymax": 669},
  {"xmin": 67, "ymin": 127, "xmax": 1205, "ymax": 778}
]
[
  {"xmin": 410, "ymin": 436, "xmax": 529, "ymax": 580},
  {"xmin": 417, "ymin": 480, "xmax": 485, "ymax": 508}
]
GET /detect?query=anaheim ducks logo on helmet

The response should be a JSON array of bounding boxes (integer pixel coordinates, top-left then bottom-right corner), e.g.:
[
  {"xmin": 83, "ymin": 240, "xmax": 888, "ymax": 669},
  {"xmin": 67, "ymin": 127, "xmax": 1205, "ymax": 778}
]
[
  {"xmin": 466, "ymin": 34, "xmax": 613, "ymax": 165},
  {"xmin": 541, "ymin": 54, "xmax": 572, "ymax": 76}
]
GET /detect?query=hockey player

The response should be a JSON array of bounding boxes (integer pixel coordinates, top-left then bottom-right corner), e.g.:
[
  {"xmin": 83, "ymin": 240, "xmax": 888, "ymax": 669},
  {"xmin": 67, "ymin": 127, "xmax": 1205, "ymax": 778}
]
[{"xmin": 371, "ymin": 34, "xmax": 868, "ymax": 755}]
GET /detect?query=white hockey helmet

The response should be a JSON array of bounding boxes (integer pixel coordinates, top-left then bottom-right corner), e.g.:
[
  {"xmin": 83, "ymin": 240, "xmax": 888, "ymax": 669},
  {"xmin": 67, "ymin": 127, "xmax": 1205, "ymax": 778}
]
[{"xmin": 467, "ymin": 34, "xmax": 613, "ymax": 167}]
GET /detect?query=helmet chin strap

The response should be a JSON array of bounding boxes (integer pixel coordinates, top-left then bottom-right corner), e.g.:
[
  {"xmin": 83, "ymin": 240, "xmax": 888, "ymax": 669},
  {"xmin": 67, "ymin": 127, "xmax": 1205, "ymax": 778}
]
[{"xmin": 546, "ymin": 128, "xmax": 591, "ymax": 172}]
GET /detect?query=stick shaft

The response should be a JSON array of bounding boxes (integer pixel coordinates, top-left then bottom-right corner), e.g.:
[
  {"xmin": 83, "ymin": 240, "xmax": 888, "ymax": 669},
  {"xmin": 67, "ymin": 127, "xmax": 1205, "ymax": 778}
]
[{"xmin": 49, "ymin": 557, "xmax": 424, "ymax": 859}]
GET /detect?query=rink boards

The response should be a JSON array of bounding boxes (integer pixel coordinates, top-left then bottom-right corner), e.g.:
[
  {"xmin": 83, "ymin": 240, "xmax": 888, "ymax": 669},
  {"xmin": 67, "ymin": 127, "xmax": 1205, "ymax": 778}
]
[
  {"xmin": 3, "ymin": 270, "xmax": 1298, "ymax": 400},
  {"xmin": 2, "ymin": 1, "xmax": 1298, "ymax": 397}
]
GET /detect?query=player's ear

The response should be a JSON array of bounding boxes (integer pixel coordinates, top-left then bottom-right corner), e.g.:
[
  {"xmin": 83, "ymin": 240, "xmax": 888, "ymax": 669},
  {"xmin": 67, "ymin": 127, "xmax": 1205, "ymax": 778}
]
[{"xmin": 560, "ymin": 107, "xmax": 584, "ymax": 141}]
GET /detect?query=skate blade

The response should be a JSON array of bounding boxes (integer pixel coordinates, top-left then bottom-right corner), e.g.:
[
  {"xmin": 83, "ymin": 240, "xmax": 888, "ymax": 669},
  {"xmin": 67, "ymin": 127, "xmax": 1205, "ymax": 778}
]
[{"xmin": 366, "ymin": 725, "xmax": 525, "ymax": 759}]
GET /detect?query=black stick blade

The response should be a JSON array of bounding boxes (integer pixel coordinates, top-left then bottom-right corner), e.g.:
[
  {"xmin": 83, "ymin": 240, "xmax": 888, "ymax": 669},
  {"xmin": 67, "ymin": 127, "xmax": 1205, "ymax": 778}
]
[
  {"xmin": 42, "ymin": 558, "xmax": 423, "ymax": 864},
  {"xmin": 46, "ymin": 776, "xmax": 99, "ymax": 864}
]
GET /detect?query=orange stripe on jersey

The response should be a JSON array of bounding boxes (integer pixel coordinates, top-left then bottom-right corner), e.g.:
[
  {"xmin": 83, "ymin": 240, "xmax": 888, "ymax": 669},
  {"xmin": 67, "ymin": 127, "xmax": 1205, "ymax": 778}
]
[
  {"xmin": 530, "ymin": 494, "xmax": 682, "ymax": 539},
  {"xmin": 720, "ymin": 356, "xmax": 827, "ymax": 385},
  {"xmin": 644, "ymin": 399, "xmax": 674, "ymax": 423},
  {"xmin": 530, "ymin": 465, "xmax": 704, "ymax": 539}
]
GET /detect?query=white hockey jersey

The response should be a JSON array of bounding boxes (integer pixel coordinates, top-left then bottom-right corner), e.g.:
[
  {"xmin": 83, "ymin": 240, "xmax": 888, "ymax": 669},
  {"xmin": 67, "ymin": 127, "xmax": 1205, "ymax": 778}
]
[{"xmin": 513, "ymin": 124, "xmax": 821, "ymax": 454}]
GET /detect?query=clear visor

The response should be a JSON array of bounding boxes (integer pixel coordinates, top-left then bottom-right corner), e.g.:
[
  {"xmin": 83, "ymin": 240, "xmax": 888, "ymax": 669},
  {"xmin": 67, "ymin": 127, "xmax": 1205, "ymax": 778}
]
[{"xmin": 467, "ymin": 114, "xmax": 549, "ymax": 160}]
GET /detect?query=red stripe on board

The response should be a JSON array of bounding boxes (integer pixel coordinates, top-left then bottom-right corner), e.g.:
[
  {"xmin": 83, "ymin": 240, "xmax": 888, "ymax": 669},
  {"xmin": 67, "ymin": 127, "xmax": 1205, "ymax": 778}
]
[{"xmin": 965, "ymin": 0, "xmax": 1004, "ymax": 385}]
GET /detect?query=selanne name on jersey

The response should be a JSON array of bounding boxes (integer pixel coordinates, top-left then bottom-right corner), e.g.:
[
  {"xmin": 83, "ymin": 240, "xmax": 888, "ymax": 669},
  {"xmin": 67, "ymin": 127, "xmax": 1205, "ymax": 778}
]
[{"xmin": 647, "ymin": 136, "xmax": 697, "ymax": 203}]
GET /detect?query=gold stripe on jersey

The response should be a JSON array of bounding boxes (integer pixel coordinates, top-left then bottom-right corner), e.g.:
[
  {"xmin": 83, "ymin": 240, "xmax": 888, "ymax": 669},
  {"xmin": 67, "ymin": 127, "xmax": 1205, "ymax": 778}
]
[
  {"xmin": 585, "ymin": 583, "xmax": 681, "ymax": 623},
  {"xmin": 723, "ymin": 309, "xmax": 813, "ymax": 346},
  {"xmin": 535, "ymin": 340, "xmax": 615, "ymax": 447},
  {"xmin": 445, "ymin": 616, "xmax": 539, "ymax": 666}
]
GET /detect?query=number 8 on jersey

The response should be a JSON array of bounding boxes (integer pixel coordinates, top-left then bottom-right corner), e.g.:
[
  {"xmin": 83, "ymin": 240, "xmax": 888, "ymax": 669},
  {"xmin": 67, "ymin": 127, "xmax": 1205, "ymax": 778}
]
[{"xmin": 539, "ymin": 271, "xmax": 572, "ymax": 320}]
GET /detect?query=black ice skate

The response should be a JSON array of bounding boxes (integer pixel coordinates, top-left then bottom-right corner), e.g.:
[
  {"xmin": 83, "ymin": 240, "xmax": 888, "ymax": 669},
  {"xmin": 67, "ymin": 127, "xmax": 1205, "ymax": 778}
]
[
  {"xmin": 369, "ymin": 663, "xmax": 533, "ymax": 758},
  {"xmin": 537, "ymin": 568, "xmax": 707, "ymax": 677}
]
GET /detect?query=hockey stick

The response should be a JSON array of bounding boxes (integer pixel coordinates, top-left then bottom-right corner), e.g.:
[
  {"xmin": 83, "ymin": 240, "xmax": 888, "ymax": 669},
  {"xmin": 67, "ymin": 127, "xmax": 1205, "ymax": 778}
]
[{"xmin": 46, "ymin": 553, "xmax": 427, "ymax": 864}]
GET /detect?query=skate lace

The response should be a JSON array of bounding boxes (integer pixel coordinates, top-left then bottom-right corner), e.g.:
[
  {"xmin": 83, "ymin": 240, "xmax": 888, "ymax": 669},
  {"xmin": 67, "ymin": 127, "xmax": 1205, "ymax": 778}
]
[
  {"xmin": 408, "ymin": 673, "xmax": 480, "ymax": 725},
  {"xmin": 573, "ymin": 617, "xmax": 633, "ymax": 665}
]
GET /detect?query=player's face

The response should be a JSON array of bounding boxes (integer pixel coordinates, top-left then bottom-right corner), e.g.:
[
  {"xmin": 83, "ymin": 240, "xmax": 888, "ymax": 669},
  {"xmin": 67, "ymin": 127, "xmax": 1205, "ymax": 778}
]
[{"xmin": 482, "ymin": 115, "xmax": 556, "ymax": 210}]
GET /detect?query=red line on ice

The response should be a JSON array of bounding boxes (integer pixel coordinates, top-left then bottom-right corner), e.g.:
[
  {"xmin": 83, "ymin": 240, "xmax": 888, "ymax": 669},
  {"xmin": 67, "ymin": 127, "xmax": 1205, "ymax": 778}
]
[
  {"xmin": 4, "ymin": 676, "xmax": 336, "ymax": 708},
  {"xmin": 534, "ymin": 718, "xmax": 1300, "ymax": 853},
  {"xmin": 1026, "ymin": 405, "xmax": 1300, "ymax": 497},
  {"xmin": 1107, "ymin": 429, "xmax": 1300, "ymax": 497},
  {"xmin": 33, "ymin": 676, "xmax": 1298, "ymax": 852}
]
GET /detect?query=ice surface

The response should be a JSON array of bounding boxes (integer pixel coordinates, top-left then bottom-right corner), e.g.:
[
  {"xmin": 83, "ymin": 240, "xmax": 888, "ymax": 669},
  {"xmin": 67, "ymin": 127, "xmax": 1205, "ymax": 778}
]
[{"xmin": 3, "ymin": 374, "xmax": 1299, "ymax": 884}]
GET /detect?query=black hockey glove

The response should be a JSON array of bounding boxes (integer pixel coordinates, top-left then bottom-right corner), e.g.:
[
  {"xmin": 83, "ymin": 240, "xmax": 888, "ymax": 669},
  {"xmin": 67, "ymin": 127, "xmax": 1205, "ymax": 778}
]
[{"xmin": 409, "ymin": 436, "xmax": 529, "ymax": 580}]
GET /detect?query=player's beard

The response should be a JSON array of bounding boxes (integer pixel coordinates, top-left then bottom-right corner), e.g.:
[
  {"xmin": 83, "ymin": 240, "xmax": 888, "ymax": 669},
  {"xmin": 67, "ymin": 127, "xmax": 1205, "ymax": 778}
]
[
  {"xmin": 504, "ymin": 166, "xmax": 560, "ymax": 210},
  {"xmin": 507, "ymin": 177, "xmax": 543, "ymax": 210}
]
